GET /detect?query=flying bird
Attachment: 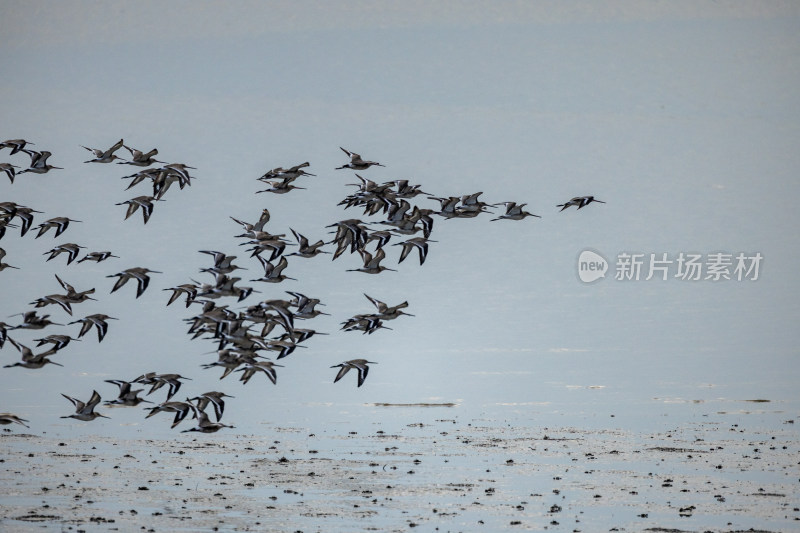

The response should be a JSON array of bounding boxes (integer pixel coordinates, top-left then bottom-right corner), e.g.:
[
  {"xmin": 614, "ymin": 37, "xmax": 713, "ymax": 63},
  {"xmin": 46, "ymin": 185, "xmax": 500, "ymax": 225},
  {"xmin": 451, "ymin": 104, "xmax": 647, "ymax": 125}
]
[
  {"xmin": 118, "ymin": 144, "xmax": 163, "ymax": 166},
  {"xmin": 0, "ymin": 413, "xmax": 30, "ymax": 429},
  {"xmin": 0, "ymin": 246, "xmax": 18, "ymax": 271},
  {"xmin": 0, "ymin": 139, "xmax": 34, "ymax": 155},
  {"xmin": 144, "ymin": 401, "xmax": 195, "ymax": 429},
  {"xmin": 116, "ymin": 196, "xmax": 161, "ymax": 224},
  {"xmin": 19, "ymin": 150, "xmax": 62, "ymax": 174},
  {"xmin": 34, "ymin": 217, "xmax": 81, "ymax": 238},
  {"xmin": 187, "ymin": 391, "xmax": 234, "ymax": 422},
  {"xmin": 347, "ymin": 248, "xmax": 396, "ymax": 274},
  {"xmin": 104, "ymin": 379, "xmax": 152, "ymax": 406},
  {"xmin": 557, "ymin": 196, "xmax": 605, "ymax": 211},
  {"xmin": 77, "ymin": 251, "xmax": 119, "ymax": 263},
  {"xmin": 3, "ymin": 338, "xmax": 62, "ymax": 369},
  {"xmin": 331, "ymin": 359, "xmax": 377, "ymax": 387},
  {"xmin": 69, "ymin": 313, "xmax": 118, "ymax": 342},
  {"xmin": 393, "ymin": 237, "xmax": 436, "ymax": 265},
  {"xmin": 61, "ymin": 390, "xmax": 109, "ymax": 421},
  {"xmin": 491, "ymin": 201, "xmax": 541, "ymax": 221},
  {"xmin": 180, "ymin": 405, "xmax": 234, "ymax": 433},
  {"xmin": 81, "ymin": 139, "xmax": 124, "ymax": 163},
  {"xmin": 107, "ymin": 267, "xmax": 162, "ymax": 297},
  {"xmin": 0, "ymin": 163, "xmax": 19, "ymax": 183},
  {"xmin": 43, "ymin": 243, "xmax": 86, "ymax": 265},
  {"xmin": 336, "ymin": 147, "xmax": 384, "ymax": 170}
]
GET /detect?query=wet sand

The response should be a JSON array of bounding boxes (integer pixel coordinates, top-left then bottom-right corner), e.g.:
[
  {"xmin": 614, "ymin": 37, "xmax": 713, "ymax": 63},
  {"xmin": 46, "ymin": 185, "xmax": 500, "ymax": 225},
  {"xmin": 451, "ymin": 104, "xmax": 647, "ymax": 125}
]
[{"xmin": 1, "ymin": 411, "xmax": 798, "ymax": 532}]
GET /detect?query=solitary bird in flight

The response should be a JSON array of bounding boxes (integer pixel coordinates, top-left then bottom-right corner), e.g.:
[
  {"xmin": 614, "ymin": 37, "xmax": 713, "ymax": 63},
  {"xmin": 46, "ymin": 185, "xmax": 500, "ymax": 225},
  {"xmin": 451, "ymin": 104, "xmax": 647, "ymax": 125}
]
[
  {"xmin": 557, "ymin": 196, "xmax": 605, "ymax": 211},
  {"xmin": 331, "ymin": 359, "xmax": 377, "ymax": 387},
  {"xmin": 336, "ymin": 147, "xmax": 384, "ymax": 171}
]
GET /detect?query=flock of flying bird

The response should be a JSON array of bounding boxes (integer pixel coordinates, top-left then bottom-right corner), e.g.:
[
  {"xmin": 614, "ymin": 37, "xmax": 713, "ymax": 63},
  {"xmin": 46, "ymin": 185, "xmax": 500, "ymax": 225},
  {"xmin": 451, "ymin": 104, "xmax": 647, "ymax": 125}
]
[{"xmin": 0, "ymin": 139, "xmax": 604, "ymax": 433}]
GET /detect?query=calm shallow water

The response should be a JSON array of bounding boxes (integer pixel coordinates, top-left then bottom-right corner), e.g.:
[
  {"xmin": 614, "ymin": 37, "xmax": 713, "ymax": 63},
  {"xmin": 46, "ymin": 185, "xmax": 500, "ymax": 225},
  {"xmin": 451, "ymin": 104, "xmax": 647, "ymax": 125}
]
[{"xmin": 2, "ymin": 337, "xmax": 797, "ymax": 439}]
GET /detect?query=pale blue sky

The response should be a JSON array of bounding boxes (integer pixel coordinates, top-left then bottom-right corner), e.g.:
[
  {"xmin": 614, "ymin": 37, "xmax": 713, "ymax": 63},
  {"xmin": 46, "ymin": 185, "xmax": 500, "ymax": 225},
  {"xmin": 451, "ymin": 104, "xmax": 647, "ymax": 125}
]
[{"xmin": 1, "ymin": 1, "xmax": 798, "ymax": 435}]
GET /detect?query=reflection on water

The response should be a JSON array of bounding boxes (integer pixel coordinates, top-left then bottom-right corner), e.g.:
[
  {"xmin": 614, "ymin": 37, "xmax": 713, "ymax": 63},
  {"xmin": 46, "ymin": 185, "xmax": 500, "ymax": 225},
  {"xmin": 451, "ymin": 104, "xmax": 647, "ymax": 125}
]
[{"xmin": 1, "ymin": 340, "xmax": 797, "ymax": 439}]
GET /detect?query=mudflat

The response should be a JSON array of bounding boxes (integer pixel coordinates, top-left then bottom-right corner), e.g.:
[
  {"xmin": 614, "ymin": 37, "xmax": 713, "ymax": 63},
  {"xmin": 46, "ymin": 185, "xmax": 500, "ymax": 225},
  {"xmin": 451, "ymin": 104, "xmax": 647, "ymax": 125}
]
[{"xmin": 1, "ymin": 410, "xmax": 797, "ymax": 532}]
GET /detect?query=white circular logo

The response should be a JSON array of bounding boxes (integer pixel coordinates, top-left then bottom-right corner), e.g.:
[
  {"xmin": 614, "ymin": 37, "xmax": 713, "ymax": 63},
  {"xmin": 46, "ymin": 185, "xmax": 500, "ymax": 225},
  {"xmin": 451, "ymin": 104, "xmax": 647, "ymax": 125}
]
[{"xmin": 577, "ymin": 249, "xmax": 608, "ymax": 283}]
